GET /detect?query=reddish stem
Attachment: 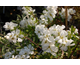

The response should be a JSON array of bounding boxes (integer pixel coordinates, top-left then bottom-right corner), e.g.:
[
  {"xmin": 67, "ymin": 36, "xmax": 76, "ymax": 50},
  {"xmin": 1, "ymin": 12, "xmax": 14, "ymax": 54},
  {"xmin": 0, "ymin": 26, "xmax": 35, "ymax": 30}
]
[{"xmin": 25, "ymin": 37, "xmax": 42, "ymax": 49}]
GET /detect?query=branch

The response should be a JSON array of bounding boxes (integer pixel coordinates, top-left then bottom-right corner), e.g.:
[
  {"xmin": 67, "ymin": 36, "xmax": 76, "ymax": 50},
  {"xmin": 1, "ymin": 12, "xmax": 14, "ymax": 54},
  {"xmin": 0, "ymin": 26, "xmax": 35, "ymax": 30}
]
[
  {"xmin": 0, "ymin": 33, "xmax": 4, "ymax": 36},
  {"xmin": 25, "ymin": 37, "xmax": 42, "ymax": 49},
  {"xmin": 60, "ymin": 50, "xmax": 64, "ymax": 58}
]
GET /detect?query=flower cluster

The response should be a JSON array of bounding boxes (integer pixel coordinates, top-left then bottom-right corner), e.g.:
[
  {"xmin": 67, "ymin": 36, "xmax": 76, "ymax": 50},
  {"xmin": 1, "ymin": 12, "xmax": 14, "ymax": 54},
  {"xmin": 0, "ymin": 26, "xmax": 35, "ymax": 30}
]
[
  {"xmin": 3, "ymin": 22, "xmax": 18, "ymax": 30},
  {"xmin": 4, "ymin": 29, "xmax": 24, "ymax": 43},
  {"xmin": 3, "ymin": 44, "xmax": 34, "ymax": 59},
  {"xmin": 59, "ymin": 8, "xmax": 76, "ymax": 21},
  {"xmin": 2, "ymin": 6, "xmax": 80, "ymax": 59},
  {"xmin": 20, "ymin": 15, "xmax": 37, "ymax": 28},
  {"xmin": 35, "ymin": 24, "xmax": 77, "ymax": 56},
  {"xmin": 20, "ymin": 7, "xmax": 37, "ymax": 28},
  {"xmin": 22, "ymin": 6, "xmax": 35, "ymax": 16},
  {"xmin": 3, "ymin": 51, "xmax": 15, "ymax": 59},
  {"xmin": 35, "ymin": 24, "xmax": 58, "ymax": 56},
  {"xmin": 39, "ymin": 6, "xmax": 58, "ymax": 24}
]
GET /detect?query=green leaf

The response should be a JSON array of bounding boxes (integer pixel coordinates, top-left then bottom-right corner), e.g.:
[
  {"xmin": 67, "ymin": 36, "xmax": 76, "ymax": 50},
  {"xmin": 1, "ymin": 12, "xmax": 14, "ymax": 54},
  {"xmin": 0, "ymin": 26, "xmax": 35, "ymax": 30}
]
[{"xmin": 71, "ymin": 25, "xmax": 75, "ymax": 34}]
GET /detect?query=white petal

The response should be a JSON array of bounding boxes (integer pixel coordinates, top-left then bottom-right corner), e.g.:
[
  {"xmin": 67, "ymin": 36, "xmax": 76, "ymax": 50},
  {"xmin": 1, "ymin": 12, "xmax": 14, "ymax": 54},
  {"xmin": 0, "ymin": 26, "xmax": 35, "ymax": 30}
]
[
  {"xmin": 51, "ymin": 52, "xmax": 56, "ymax": 56},
  {"xmin": 70, "ymin": 43, "xmax": 75, "ymax": 46},
  {"xmin": 61, "ymin": 46, "xmax": 67, "ymax": 51},
  {"xmin": 18, "ymin": 38, "xmax": 23, "ymax": 42},
  {"xmin": 42, "ymin": 44, "xmax": 49, "ymax": 51},
  {"xmin": 45, "ymin": 48, "xmax": 51, "ymax": 53}
]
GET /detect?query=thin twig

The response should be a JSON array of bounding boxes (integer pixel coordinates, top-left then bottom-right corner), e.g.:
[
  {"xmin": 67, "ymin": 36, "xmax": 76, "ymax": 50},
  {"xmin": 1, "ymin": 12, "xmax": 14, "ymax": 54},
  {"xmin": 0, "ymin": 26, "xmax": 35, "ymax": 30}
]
[
  {"xmin": 0, "ymin": 33, "xmax": 4, "ymax": 36},
  {"xmin": 0, "ymin": 33, "xmax": 42, "ymax": 49},
  {"xmin": 60, "ymin": 50, "xmax": 64, "ymax": 59},
  {"xmin": 25, "ymin": 37, "xmax": 42, "ymax": 49}
]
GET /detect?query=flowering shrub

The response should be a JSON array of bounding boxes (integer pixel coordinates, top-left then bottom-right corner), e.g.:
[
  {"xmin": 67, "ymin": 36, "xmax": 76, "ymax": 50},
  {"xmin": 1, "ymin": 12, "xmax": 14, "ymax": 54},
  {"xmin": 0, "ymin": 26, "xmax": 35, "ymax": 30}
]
[{"xmin": 0, "ymin": 6, "xmax": 80, "ymax": 59}]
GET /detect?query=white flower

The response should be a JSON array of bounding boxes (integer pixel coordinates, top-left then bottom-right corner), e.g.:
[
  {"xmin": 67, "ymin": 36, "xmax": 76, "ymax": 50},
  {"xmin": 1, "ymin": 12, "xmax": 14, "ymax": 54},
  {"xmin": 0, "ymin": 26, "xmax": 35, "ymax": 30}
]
[
  {"xmin": 59, "ymin": 8, "xmax": 66, "ymax": 18},
  {"xmin": 68, "ymin": 8, "xmax": 76, "ymax": 14},
  {"xmin": 20, "ymin": 19, "xmax": 28, "ymax": 28},
  {"xmin": 50, "ymin": 44, "xmax": 58, "ymax": 53},
  {"xmin": 60, "ymin": 45, "xmax": 68, "ymax": 51},
  {"xmin": 39, "ymin": 6, "xmax": 58, "ymax": 24},
  {"xmin": 19, "ymin": 35, "xmax": 24, "ymax": 38},
  {"xmin": 27, "ymin": 44, "xmax": 34, "ymax": 51},
  {"xmin": 22, "ymin": 6, "xmax": 35, "ymax": 16},
  {"xmin": 10, "ymin": 55, "xmax": 17, "ymax": 59},
  {"xmin": 41, "ymin": 36, "xmax": 58, "ymax": 56},
  {"xmin": 74, "ymin": 27, "xmax": 78, "ymax": 34},
  {"xmin": 39, "ymin": 15, "xmax": 48, "ymax": 24},
  {"xmin": 19, "ymin": 48, "xmax": 30, "ymax": 57},
  {"xmin": 4, "ymin": 32, "xmax": 17, "ymax": 43},
  {"xmin": 19, "ymin": 45, "xmax": 34, "ymax": 58},
  {"xmin": 14, "ymin": 55, "xmax": 21, "ymax": 59},
  {"xmin": 60, "ymin": 30, "xmax": 68, "ymax": 37},
  {"xmin": 35, "ymin": 24, "xmax": 77, "ymax": 56},
  {"xmin": 59, "ymin": 38, "xmax": 74, "ymax": 51},
  {"xmin": 67, "ymin": 15, "xmax": 72, "ymax": 21},
  {"xmin": 20, "ymin": 15, "xmax": 37, "ymax": 28},
  {"xmin": 44, "ymin": 43, "xmax": 58, "ymax": 56},
  {"xmin": 10, "ymin": 55, "xmax": 22, "ymax": 59},
  {"xmin": 41, "ymin": 39, "xmax": 50, "ymax": 51},
  {"xmin": 4, "ymin": 52, "xmax": 12, "ymax": 59},
  {"xmin": 17, "ymin": 38, "xmax": 23, "ymax": 42},
  {"xmin": 3, "ymin": 22, "xmax": 18, "ymax": 30},
  {"xmin": 35, "ymin": 24, "xmax": 46, "ymax": 37},
  {"xmin": 21, "ymin": 55, "xmax": 30, "ymax": 59},
  {"xmin": 10, "ymin": 36, "xmax": 17, "ymax": 43},
  {"xmin": 22, "ymin": 7, "xmax": 29, "ymax": 15},
  {"xmin": 49, "ymin": 25, "xmax": 66, "ymax": 37},
  {"xmin": 4, "ymin": 29, "xmax": 24, "ymax": 43},
  {"xmin": 59, "ymin": 8, "xmax": 76, "ymax": 21}
]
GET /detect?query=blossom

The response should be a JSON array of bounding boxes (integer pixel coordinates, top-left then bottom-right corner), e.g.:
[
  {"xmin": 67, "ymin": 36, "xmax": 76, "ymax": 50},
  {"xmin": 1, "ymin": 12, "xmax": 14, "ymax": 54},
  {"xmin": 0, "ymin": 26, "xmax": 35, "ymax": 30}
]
[
  {"xmin": 60, "ymin": 38, "xmax": 74, "ymax": 51},
  {"xmin": 17, "ymin": 38, "xmax": 23, "ymax": 42},
  {"xmin": 68, "ymin": 8, "xmax": 76, "ymax": 14},
  {"xmin": 10, "ymin": 55, "xmax": 17, "ymax": 59},
  {"xmin": 74, "ymin": 26, "xmax": 78, "ymax": 34},
  {"xmin": 42, "ymin": 41, "xmax": 58, "ymax": 56},
  {"xmin": 4, "ymin": 29, "xmax": 24, "ymax": 43},
  {"xmin": 35, "ymin": 24, "xmax": 46, "ymax": 37},
  {"xmin": 39, "ymin": 6, "xmax": 58, "ymax": 24},
  {"xmin": 3, "ymin": 22, "xmax": 18, "ymax": 30},
  {"xmin": 39, "ymin": 15, "xmax": 48, "ymax": 24},
  {"xmin": 22, "ymin": 7, "xmax": 35, "ymax": 15},
  {"xmin": 17, "ymin": 45, "xmax": 34, "ymax": 59},
  {"xmin": 4, "ymin": 52, "xmax": 12, "ymax": 59},
  {"xmin": 59, "ymin": 8, "xmax": 76, "ymax": 21},
  {"xmin": 49, "ymin": 24, "xmax": 65, "ymax": 37},
  {"xmin": 20, "ymin": 19, "xmax": 28, "ymax": 28},
  {"xmin": 20, "ymin": 16, "xmax": 37, "ymax": 28}
]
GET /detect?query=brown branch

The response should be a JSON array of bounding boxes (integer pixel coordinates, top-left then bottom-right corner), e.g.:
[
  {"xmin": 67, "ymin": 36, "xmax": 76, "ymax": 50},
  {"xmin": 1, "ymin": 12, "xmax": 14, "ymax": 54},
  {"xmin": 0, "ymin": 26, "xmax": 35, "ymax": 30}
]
[
  {"xmin": 0, "ymin": 33, "xmax": 4, "ymax": 36},
  {"xmin": 60, "ymin": 50, "xmax": 64, "ymax": 58},
  {"xmin": 25, "ymin": 37, "xmax": 42, "ymax": 49}
]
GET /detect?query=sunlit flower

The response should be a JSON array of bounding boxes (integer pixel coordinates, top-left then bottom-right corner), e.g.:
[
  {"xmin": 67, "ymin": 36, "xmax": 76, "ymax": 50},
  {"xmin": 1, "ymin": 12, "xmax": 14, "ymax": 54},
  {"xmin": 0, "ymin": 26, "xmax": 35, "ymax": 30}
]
[{"xmin": 3, "ymin": 22, "xmax": 18, "ymax": 30}]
